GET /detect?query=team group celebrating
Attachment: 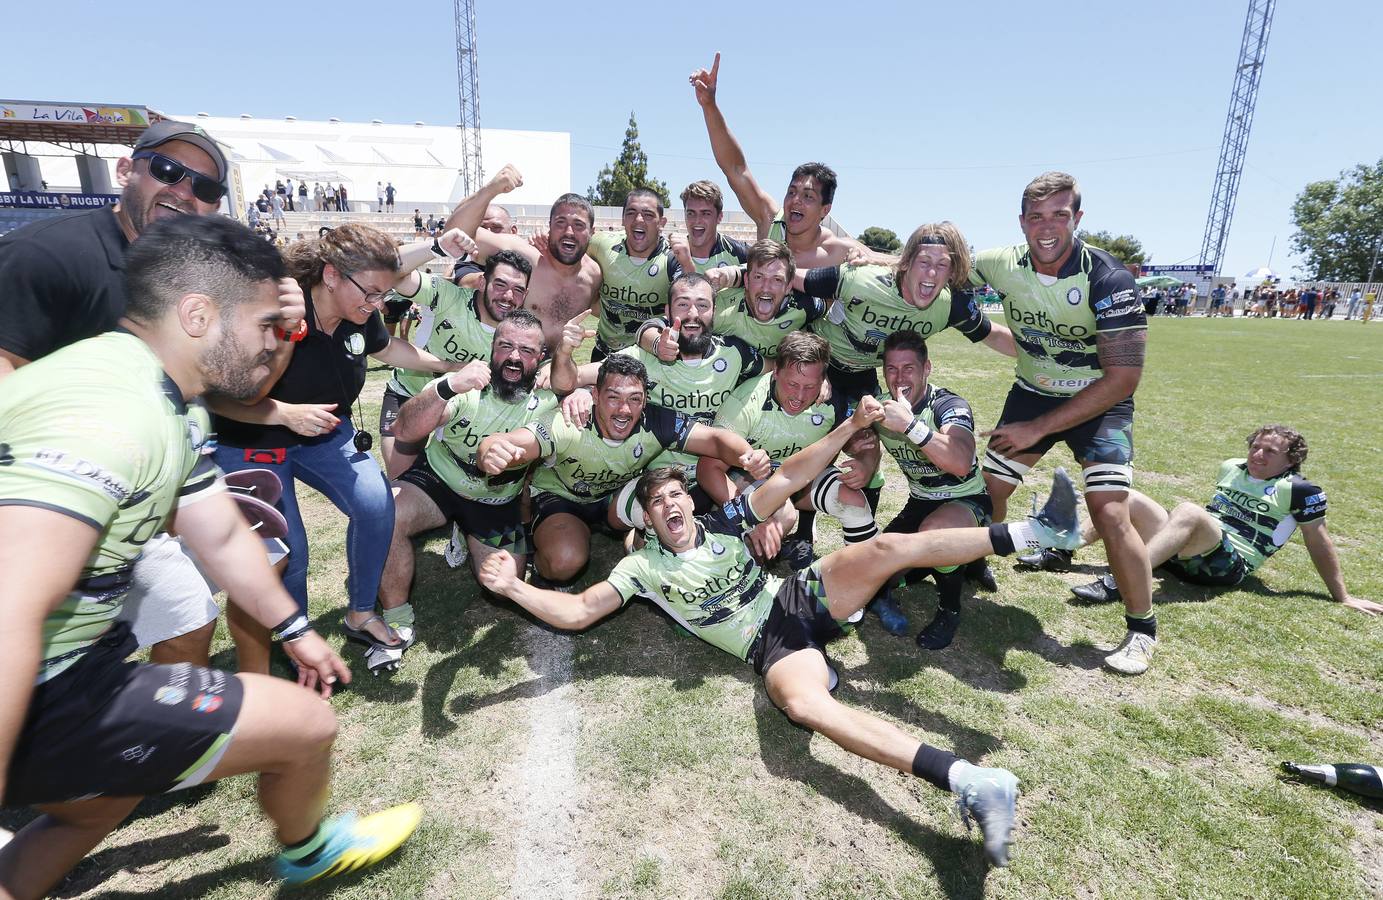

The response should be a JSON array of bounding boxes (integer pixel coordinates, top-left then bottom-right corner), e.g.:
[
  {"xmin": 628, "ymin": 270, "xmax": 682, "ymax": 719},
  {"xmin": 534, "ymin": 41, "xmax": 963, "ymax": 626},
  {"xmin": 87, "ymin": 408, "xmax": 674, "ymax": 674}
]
[{"xmin": 2, "ymin": 54, "xmax": 1377, "ymax": 895}]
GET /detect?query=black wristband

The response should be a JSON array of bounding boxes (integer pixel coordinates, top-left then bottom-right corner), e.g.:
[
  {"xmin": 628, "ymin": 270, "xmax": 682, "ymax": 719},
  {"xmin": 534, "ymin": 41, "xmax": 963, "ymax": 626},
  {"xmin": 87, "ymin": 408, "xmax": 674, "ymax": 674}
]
[
  {"xmin": 435, "ymin": 377, "xmax": 459, "ymax": 400},
  {"xmin": 273, "ymin": 613, "xmax": 312, "ymax": 643},
  {"xmin": 430, "ymin": 237, "xmax": 447, "ymax": 257}
]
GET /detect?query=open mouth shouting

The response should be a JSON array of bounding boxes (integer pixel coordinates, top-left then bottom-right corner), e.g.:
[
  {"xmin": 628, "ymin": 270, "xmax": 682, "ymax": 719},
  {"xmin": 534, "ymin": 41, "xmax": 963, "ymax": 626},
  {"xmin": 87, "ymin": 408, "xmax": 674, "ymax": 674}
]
[
  {"xmin": 664, "ymin": 506, "xmax": 687, "ymax": 539},
  {"xmin": 500, "ymin": 359, "xmax": 525, "ymax": 381},
  {"xmin": 751, "ymin": 291, "xmax": 778, "ymax": 321}
]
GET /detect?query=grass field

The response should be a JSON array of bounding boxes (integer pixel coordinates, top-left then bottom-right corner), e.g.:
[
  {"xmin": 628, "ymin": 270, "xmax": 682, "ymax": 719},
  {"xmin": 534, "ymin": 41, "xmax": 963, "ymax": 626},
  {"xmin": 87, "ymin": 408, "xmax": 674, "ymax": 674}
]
[{"xmin": 11, "ymin": 316, "xmax": 1383, "ymax": 899}]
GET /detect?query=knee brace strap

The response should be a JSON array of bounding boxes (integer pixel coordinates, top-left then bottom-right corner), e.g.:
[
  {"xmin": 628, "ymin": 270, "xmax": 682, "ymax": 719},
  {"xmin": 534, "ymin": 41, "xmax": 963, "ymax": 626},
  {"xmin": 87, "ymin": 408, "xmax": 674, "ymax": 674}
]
[
  {"xmin": 982, "ymin": 449, "xmax": 1031, "ymax": 486},
  {"xmin": 1082, "ymin": 463, "xmax": 1133, "ymax": 493}
]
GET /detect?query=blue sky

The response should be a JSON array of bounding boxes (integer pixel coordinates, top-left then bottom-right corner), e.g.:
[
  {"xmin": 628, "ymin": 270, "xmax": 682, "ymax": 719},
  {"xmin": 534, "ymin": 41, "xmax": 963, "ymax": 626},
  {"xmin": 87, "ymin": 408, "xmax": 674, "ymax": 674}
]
[{"xmin": 5, "ymin": 0, "xmax": 1379, "ymax": 279}]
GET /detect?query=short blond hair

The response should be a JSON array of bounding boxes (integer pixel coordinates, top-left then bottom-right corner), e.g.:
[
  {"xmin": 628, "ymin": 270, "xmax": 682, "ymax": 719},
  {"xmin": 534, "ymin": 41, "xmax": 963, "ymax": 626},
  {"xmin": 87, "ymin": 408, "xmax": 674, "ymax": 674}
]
[
  {"xmin": 775, "ymin": 331, "xmax": 829, "ymax": 369},
  {"xmin": 895, "ymin": 222, "xmax": 971, "ymax": 290}
]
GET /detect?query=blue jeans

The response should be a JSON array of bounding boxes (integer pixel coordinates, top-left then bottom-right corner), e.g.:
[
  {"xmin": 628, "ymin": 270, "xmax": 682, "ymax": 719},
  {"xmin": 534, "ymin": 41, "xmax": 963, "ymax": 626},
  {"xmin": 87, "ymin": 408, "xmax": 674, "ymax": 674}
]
[{"xmin": 214, "ymin": 424, "xmax": 394, "ymax": 616}]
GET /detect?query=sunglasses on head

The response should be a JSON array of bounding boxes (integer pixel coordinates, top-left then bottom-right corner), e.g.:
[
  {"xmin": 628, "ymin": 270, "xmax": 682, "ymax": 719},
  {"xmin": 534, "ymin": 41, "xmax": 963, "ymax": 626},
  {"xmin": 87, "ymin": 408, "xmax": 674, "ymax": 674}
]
[{"xmin": 131, "ymin": 151, "xmax": 227, "ymax": 204}]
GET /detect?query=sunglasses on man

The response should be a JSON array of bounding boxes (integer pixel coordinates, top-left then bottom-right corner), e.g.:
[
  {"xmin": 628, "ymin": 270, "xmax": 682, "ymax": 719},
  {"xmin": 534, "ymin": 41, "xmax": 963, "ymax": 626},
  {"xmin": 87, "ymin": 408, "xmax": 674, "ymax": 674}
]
[{"xmin": 131, "ymin": 151, "xmax": 227, "ymax": 204}]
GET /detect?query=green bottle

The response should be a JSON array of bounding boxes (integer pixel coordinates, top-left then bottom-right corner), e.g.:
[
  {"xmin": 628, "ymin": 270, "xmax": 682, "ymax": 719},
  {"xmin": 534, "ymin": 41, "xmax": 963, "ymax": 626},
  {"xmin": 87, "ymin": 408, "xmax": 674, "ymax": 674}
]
[{"xmin": 1281, "ymin": 762, "xmax": 1383, "ymax": 800}]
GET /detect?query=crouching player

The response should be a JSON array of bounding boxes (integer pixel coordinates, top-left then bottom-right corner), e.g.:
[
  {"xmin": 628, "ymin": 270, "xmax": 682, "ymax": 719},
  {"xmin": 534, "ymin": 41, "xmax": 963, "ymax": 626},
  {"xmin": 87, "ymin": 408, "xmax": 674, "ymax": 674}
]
[
  {"xmin": 479, "ymin": 394, "xmax": 1087, "ymax": 868},
  {"xmin": 856, "ymin": 331, "xmax": 996, "ymax": 649},
  {"xmin": 373, "ymin": 310, "xmax": 557, "ymax": 665}
]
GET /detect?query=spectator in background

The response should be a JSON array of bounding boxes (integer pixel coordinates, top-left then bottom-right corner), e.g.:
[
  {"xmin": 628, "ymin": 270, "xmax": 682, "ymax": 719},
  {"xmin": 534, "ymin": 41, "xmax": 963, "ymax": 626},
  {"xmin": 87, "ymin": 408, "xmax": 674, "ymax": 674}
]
[
  {"xmin": 377, "ymin": 181, "xmax": 386, "ymax": 212},
  {"xmin": 1301, "ymin": 287, "xmax": 1318, "ymax": 321},
  {"xmin": 247, "ymin": 201, "xmax": 261, "ymax": 228},
  {"xmin": 285, "ymin": 178, "xmax": 295, "ymax": 211},
  {"xmin": 271, "ymin": 191, "xmax": 286, "ymax": 230},
  {"xmin": 1346, "ymin": 288, "xmax": 1363, "ymax": 319},
  {"xmin": 385, "ymin": 181, "xmax": 396, "ymax": 211},
  {"xmin": 425, "ymin": 213, "xmax": 437, "ymax": 234},
  {"xmin": 413, "ymin": 209, "xmax": 424, "ymax": 236},
  {"xmin": 298, "ymin": 179, "xmax": 309, "ymax": 211},
  {"xmin": 314, "ymin": 182, "xmax": 325, "ymax": 211},
  {"xmin": 338, "ymin": 183, "xmax": 349, "ymax": 212}
]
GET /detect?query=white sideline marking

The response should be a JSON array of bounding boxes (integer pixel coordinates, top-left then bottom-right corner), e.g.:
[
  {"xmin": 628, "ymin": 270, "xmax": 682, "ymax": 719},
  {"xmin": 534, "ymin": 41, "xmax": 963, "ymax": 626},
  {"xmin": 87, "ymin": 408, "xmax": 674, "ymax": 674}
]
[
  {"xmin": 512, "ymin": 626, "xmax": 583, "ymax": 899},
  {"xmin": 1297, "ymin": 373, "xmax": 1383, "ymax": 379}
]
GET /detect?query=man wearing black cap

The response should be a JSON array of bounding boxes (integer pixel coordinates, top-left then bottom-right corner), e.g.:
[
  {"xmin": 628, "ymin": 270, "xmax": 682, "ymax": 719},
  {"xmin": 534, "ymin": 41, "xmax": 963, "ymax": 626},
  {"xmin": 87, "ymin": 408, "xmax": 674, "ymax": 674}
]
[
  {"xmin": 0, "ymin": 120, "xmax": 303, "ymax": 670},
  {"xmin": 0, "ymin": 119, "xmax": 231, "ymax": 376}
]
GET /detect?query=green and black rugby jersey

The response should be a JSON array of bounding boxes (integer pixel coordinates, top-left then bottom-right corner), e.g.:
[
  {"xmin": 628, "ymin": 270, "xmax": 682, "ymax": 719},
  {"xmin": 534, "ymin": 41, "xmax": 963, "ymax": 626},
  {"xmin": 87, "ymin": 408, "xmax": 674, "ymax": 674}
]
[
  {"xmin": 0, "ymin": 332, "xmax": 220, "ymax": 683},
  {"xmin": 588, "ymin": 230, "xmax": 675, "ymax": 352},
  {"xmin": 607, "ymin": 493, "xmax": 779, "ymax": 662},
  {"xmin": 620, "ymin": 336, "xmax": 764, "ymax": 477},
  {"xmin": 803, "ymin": 264, "xmax": 990, "ymax": 372},
  {"xmin": 1206, "ymin": 459, "xmax": 1327, "ymax": 573},
  {"xmin": 424, "ymin": 386, "xmax": 557, "ymax": 503},
  {"xmin": 667, "ymin": 232, "xmax": 750, "ymax": 278},
  {"xmin": 872, "ymin": 384, "xmax": 986, "ymax": 501},
  {"xmin": 388, "ymin": 274, "xmax": 494, "ymax": 398},
  {"xmin": 715, "ymin": 371, "xmax": 847, "ymax": 463},
  {"xmin": 969, "ymin": 240, "xmax": 1145, "ymax": 398},
  {"xmin": 525, "ymin": 402, "xmax": 694, "ymax": 503}
]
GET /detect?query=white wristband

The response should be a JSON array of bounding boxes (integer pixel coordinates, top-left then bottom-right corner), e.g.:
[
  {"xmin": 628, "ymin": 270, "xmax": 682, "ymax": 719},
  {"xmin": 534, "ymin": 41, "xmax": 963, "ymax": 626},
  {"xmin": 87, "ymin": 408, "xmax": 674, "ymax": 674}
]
[{"xmin": 906, "ymin": 416, "xmax": 934, "ymax": 447}]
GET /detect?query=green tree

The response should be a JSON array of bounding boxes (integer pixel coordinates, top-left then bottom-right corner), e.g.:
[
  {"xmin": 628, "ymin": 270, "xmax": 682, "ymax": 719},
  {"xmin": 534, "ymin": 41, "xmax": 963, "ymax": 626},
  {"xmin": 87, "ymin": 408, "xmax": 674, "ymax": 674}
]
[
  {"xmin": 586, "ymin": 112, "xmax": 670, "ymax": 208},
  {"xmin": 1290, "ymin": 159, "xmax": 1383, "ymax": 281},
  {"xmin": 1078, "ymin": 230, "xmax": 1147, "ymax": 266},
  {"xmin": 857, "ymin": 226, "xmax": 901, "ymax": 254}
]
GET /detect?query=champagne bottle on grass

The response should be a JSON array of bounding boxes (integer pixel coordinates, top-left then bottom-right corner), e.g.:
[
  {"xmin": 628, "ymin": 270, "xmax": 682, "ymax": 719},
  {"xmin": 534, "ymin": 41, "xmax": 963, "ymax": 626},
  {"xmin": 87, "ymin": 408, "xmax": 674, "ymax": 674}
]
[{"xmin": 1281, "ymin": 762, "xmax": 1383, "ymax": 799}]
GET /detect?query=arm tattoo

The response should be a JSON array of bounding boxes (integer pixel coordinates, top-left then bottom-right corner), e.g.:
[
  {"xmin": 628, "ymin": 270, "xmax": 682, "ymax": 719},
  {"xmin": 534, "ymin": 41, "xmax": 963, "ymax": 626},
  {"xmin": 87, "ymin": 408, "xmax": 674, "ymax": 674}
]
[{"xmin": 1097, "ymin": 328, "xmax": 1146, "ymax": 369}]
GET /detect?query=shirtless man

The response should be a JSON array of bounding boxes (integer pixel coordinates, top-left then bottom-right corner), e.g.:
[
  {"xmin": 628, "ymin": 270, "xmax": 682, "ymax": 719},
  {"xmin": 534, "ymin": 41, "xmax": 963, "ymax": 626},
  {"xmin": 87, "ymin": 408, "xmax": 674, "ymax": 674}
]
[
  {"xmin": 444, "ymin": 165, "xmax": 602, "ymax": 349},
  {"xmin": 690, "ymin": 52, "xmax": 891, "ymax": 269}
]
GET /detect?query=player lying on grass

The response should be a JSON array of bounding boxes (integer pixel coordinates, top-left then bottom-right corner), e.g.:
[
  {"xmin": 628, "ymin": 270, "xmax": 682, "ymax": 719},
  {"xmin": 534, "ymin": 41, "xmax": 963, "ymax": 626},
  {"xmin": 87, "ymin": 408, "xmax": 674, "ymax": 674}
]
[
  {"xmin": 479, "ymin": 395, "xmax": 1087, "ymax": 868},
  {"xmin": 1041, "ymin": 425, "xmax": 1382, "ymax": 616},
  {"xmin": 0, "ymin": 217, "xmax": 417, "ymax": 898}
]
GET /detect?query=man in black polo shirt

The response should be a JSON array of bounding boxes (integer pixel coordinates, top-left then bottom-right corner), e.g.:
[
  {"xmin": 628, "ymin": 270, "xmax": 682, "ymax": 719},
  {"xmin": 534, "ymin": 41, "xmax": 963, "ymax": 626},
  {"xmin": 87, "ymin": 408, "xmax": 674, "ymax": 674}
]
[{"xmin": 0, "ymin": 120, "xmax": 303, "ymax": 669}]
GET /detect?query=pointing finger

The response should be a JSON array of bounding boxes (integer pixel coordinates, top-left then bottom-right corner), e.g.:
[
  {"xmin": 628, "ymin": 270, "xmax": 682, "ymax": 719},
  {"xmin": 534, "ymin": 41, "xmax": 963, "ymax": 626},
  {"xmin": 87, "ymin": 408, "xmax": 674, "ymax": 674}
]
[{"xmin": 711, "ymin": 51, "xmax": 720, "ymax": 78}]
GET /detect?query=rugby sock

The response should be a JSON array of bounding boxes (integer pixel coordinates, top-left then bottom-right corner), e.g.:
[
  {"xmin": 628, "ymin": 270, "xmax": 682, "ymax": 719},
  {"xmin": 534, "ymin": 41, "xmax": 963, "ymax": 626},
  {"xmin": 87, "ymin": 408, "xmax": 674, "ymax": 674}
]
[
  {"xmin": 1125, "ymin": 611, "xmax": 1157, "ymax": 639},
  {"xmin": 912, "ymin": 744, "xmax": 960, "ymax": 791},
  {"xmin": 988, "ymin": 522, "xmax": 1026, "ymax": 556},
  {"xmin": 935, "ymin": 568, "xmax": 964, "ymax": 613},
  {"xmin": 280, "ymin": 822, "xmax": 329, "ymax": 863},
  {"xmin": 382, "ymin": 603, "xmax": 414, "ymax": 629},
  {"xmin": 788, "ymin": 510, "xmax": 817, "ymax": 544}
]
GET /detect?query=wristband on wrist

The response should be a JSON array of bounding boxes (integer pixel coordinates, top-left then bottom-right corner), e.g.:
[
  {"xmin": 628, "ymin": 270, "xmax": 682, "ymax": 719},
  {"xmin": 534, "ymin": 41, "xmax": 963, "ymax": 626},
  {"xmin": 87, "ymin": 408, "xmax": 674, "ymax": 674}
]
[
  {"xmin": 905, "ymin": 416, "xmax": 934, "ymax": 447},
  {"xmin": 273, "ymin": 613, "xmax": 312, "ymax": 643},
  {"xmin": 430, "ymin": 237, "xmax": 447, "ymax": 257},
  {"xmin": 435, "ymin": 376, "xmax": 459, "ymax": 400}
]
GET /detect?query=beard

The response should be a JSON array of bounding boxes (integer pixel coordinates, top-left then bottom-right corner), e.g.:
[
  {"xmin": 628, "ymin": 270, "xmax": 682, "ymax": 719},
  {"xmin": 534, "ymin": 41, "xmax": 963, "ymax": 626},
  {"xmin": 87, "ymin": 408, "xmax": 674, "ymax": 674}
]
[
  {"xmin": 201, "ymin": 329, "xmax": 270, "ymax": 401},
  {"xmin": 677, "ymin": 328, "xmax": 713, "ymax": 357},
  {"xmin": 491, "ymin": 357, "xmax": 536, "ymax": 402},
  {"xmin": 548, "ymin": 234, "xmax": 585, "ymax": 265}
]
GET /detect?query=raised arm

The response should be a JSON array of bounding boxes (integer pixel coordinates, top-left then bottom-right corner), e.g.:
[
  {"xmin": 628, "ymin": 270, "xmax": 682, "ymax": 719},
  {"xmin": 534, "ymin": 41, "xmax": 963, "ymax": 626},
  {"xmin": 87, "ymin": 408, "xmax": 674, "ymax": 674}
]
[
  {"xmin": 550, "ymin": 312, "xmax": 597, "ymax": 395},
  {"xmin": 478, "ymin": 550, "xmax": 624, "ymax": 629},
  {"xmin": 683, "ymin": 423, "xmax": 771, "ymax": 481},
  {"xmin": 749, "ymin": 396, "xmax": 883, "ymax": 517},
  {"xmin": 444, "ymin": 164, "xmax": 524, "ymax": 240},
  {"xmin": 690, "ymin": 53, "xmax": 777, "ymax": 232},
  {"xmin": 1300, "ymin": 520, "xmax": 1382, "ymax": 614},
  {"xmin": 477, "ymin": 425, "xmax": 545, "ymax": 476},
  {"xmin": 879, "ymin": 386, "xmax": 977, "ymax": 478}
]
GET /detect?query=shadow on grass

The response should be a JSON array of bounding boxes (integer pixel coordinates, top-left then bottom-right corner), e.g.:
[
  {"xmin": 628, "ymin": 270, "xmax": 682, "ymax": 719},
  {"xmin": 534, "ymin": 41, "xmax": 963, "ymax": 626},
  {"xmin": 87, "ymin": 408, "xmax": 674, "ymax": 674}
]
[
  {"xmin": 47, "ymin": 824, "xmax": 232, "ymax": 898},
  {"xmin": 751, "ymin": 693, "xmax": 993, "ymax": 900},
  {"xmin": 855, "ymin": 581, "xmax": 1106, "ymax": 696}
]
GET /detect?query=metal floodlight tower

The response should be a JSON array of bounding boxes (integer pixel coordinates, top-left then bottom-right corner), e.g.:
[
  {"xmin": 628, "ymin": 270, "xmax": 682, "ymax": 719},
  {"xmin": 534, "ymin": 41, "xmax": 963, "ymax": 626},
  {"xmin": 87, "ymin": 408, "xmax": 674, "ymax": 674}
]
[
  {"xmin": 454, "ymin": 0, "xmax": 483, "ymax": 195},
  {"xmin": 1199, "ymin": 0, "xmax": 1276, "ymax": 277}
]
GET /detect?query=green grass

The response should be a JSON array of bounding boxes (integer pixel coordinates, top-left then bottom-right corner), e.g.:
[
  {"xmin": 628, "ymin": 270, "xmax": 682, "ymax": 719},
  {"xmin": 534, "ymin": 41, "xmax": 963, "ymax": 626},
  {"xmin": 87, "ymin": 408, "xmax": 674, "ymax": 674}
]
[{"xmin": 25, "ymin": 317, "xmax": 1383, "ymax": 898}]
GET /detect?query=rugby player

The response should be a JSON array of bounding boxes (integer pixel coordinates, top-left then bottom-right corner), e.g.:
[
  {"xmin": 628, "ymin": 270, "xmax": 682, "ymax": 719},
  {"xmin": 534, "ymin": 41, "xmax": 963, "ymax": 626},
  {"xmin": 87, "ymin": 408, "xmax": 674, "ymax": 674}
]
[
  {"xmin": 376, "ymin": 311, "xmax": 557, "ymax": 647},
  {"xmin": 1062, "ymin": 426, "xmax": 1382, "ymax": 615},
  {"xmin": 800, "ymin": 222, "xmax": 1014, "ymax": 406},
  {"xmin": 558, "ymin": 274, "xmax": 765, "ymax": 493},
  {"xmin": 971, "ymin": 172, "xmax": 1156, "ymax": 675},
  {"xmin": 584, "ymin": 188, "xmax": 677, "ymax": 358},
  {"xmin": 479, "ymin": 398, "xmax": 1089, "ymax": 869},
  {"xmin": 480, "ymin": 343, "xmax": 770, "ymax": 590},
  {"xmin": 642, "ymin": 239, "xmax": 830, "ymax": 361},
  {"xmin": 670, "ymin": 179, "xmax": 750, "ymax": 274},
  {"xmin": 690, "ymin": 52, "xmax": 888, "ymax": 268},
  {"xmin": 443, "ymin": 164, "xmax": 602, "ymax": 351},
  {"xmin": 379, "ymin": 244, "xmax": 532, "ymax": 477},
  {"xmin": 697, "ymin": 331, "xmax": 878, "ymax": 567},
  {"xmin": 856, "ymin": 331, "xmax": 996, "ymax": 648},
  {"xmin": 0, "ymin": 217, "xmax": 417, "ymax": 897}
]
